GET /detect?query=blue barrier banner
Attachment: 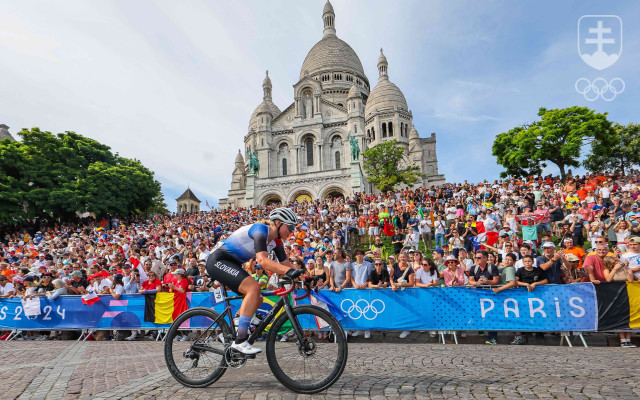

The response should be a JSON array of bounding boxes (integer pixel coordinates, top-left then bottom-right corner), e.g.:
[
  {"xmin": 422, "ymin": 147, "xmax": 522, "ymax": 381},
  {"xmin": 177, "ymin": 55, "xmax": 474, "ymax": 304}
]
[
  {"xmin": 0, "ymin": 293, "xmax": 241, "ymax": 330},
  {"xmin": 305, "ymin": 283, "xmax": 598, "ymax": 332},
  {"xmin": 0, "ymin": 284, "xmax": 597, "ymax": 332}
]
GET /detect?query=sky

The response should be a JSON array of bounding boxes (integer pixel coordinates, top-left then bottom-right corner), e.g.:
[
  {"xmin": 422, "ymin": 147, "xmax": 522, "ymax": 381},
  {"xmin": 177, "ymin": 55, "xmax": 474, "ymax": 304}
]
[{"xmin": 1, "ymin": 0, "xmax": 638, "ymax": 212}]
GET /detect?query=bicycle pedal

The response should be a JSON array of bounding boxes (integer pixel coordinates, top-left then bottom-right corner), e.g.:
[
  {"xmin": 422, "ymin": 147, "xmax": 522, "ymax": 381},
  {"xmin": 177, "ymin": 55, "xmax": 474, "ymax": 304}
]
[{"xmin": 245, "ymin": 354, "xmax": 257, "ymax": 359}]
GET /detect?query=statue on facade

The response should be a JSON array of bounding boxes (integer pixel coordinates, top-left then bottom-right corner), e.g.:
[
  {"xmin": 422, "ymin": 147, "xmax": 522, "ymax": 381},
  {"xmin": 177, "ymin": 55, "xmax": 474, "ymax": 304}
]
[
  {"xmin": 348, "ymin": 135, "xmax": 360, "ymax": 161},
  {"xmin": 247, "ymin": 148, "xmax": 260, "ymax": 175},
  {"xmin": 303, "ymin": 92, "xmax": 312, "ymax": 119}
]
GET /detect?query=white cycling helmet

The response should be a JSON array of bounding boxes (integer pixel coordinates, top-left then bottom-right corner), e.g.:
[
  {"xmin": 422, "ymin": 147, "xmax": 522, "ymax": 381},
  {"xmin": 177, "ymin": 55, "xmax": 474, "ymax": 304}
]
[{"xmin": 268, "ymin": 207, "xmax": 298, "ymax": 226}]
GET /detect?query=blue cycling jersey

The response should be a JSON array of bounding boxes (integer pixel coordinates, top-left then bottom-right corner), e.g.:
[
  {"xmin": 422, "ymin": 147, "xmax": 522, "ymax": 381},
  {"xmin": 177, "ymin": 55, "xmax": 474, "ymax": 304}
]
[{"xmin": 216, "ymin": 223, "xmax": 286, "ymax": 263}]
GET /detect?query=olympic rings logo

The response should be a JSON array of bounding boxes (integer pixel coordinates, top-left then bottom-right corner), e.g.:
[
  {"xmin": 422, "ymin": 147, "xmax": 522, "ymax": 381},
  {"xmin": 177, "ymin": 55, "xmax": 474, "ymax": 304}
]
[
  {"xmin": 575, "ymin": 77, "xmax": 625, "ymax": 101},
  {"xmin": 340, "ymin": 298, "xmax": 385, "ymax": 320}
]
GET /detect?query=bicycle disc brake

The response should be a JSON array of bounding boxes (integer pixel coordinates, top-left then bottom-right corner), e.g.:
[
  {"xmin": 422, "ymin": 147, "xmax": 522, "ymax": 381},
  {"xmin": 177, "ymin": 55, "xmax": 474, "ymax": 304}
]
[{"xmin": 297, "ymin": 338, "xmax": 317, "ymax": 357}]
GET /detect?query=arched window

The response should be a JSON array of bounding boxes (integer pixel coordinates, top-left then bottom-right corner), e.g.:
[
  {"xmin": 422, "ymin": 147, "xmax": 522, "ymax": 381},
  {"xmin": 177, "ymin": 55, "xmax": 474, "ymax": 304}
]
[
  {"xmin": 388, "ymin": 122, "xmax": 393, "ymax": 137},
  {"xmin": 306, "ymin": 138, "xmax": 314, "ymax": 166},
  {"xmin": 335, "ymin": 151, "xmax": 341, "ymax": 169},
  {"xmin": 282, "ymin": 158, "xmax": 288, "ymax": 176},
  {"xmin": 400, "ymin": 122, "xmax": 404, "ymax": 137},
  {"xmin": 405, "ymin": 125, "xmax": 408, "ymax": 137},
  {"xmin": 382, "ymin": 123, "xmax": 387, "ymax": 138},
  {"xmin": 371, "ymin": 127, "xmax": 375, "ymax": 140}
]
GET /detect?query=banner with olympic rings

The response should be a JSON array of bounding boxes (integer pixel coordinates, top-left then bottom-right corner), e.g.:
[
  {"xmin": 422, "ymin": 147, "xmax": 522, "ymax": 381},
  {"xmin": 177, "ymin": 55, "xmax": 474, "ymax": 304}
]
[
  {"xmin": 0, "ymin": 283, "xmax": 610, "ymax": 332},
  {"xmin": 305, "ymin": 284, "xmax": 598, "ymax": 332}
]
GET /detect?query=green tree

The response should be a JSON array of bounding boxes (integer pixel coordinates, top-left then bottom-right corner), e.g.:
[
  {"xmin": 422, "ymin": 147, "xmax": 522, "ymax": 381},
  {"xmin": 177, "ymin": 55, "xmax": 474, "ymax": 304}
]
[
  {"xmin": 583, "ymin": 122, "xmax": 640, "ymax": 175},
  {"xmin": 492, "ymin": 106, "xmax": 614, "ymax": 181},
  {"xmin": 0, "ymin": 128, "xmax": 166, "ymax": 225},
  {"xmin": 362, "ymin": 139, "xmax": 423, "ymax": 192}
]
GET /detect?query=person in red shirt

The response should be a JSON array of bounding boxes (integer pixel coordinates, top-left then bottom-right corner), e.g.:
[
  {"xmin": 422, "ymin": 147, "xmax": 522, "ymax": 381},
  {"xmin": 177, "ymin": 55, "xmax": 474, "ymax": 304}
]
[
  {"xmin": 167, "ymin": 268, "xmax": 189, "ymax": 321},
  {"xmin": 582, "ymin": 244, "xmax": 608, "ymax": 283},
  {"xmin": 162, "ymin": 260, "xmax": 179, "ymax": 288},
  {"xmin": 139, "ymin": 271, "xmax": 162, "ymax": 293}
]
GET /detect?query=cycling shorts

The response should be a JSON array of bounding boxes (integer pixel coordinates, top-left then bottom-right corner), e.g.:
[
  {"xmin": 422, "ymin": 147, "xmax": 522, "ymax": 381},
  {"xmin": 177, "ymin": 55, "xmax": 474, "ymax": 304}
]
[{"xmin": 206, "ymin": 250, "xmax": 250, "ymax": 293}]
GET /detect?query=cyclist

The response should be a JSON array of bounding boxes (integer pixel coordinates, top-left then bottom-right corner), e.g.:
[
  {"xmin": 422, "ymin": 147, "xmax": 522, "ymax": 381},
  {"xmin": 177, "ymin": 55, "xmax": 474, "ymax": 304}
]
[{"xmin": 206, "ymin": 207, "xmax": 303, "ymax": 355}]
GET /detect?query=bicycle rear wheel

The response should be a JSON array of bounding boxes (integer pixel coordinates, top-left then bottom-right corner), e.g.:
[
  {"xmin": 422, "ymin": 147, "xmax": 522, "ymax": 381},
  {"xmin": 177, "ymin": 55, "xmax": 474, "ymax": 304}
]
[
  {"xmin": 266, "ymin": 305, "xmax": 347, "ymax": 394},
  {"xmin": 164, "ymin": 307, "xmax": 231, "ymax": 387}
]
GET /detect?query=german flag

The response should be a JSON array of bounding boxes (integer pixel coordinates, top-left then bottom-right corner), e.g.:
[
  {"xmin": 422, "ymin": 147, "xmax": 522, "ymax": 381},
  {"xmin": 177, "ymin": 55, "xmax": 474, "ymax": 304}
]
[
  {"xmin": 596, "ymin": 282, "xmax": 640, "ymax": 331},
  {"xmin": 144, "ymin": 292, "xmax": 188, "ymax": 324}
]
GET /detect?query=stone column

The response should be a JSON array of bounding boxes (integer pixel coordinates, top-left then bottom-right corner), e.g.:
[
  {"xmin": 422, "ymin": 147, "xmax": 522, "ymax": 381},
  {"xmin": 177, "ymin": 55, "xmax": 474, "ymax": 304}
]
[{"xmin": 244, "ymin": 173, "xmax": 256, "ymax": 206}]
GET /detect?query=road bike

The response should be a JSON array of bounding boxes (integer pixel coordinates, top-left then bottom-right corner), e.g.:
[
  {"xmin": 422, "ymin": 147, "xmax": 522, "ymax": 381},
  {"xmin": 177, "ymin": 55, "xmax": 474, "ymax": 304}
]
[{"xmin": 163, "ymin": 275, "xmax": 348, "ymax": 394}]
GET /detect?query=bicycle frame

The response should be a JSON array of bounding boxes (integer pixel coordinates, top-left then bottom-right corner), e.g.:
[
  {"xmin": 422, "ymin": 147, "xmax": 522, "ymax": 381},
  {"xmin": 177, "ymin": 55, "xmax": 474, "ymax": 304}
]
[{"xmin": 191, "ymin": 286, "xmax": 306, "ymax": 356}]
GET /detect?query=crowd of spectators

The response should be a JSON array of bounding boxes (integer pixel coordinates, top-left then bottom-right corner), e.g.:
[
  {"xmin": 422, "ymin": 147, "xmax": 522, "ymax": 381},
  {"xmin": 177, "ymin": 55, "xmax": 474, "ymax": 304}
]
[{"xmin": 1, "ymin": 170, "xmax": 639, "ymax": 346}]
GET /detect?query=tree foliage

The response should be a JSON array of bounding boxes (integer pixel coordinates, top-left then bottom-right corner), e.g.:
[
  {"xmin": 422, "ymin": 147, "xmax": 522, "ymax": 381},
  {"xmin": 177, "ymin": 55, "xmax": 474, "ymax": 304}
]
[
  {"xmin": 583, "ymin": 122, "xmax": 640, "ymax": 175},
  {"xmin": 492, "ymin": 106, "xmax": 614, "ymax": 181},
  {"xmin": 0, "ymin": 128, "xmax": 165, "ymax": 224},
  {"xmin": 362, "ymin": 139, "xmax": 424, "ymax": 193}
]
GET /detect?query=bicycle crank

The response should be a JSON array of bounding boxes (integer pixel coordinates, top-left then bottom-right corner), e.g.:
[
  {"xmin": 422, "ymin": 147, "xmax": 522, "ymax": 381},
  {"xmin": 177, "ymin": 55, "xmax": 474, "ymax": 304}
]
[{"xmin": 224, "ymin": 347, "xmax": 256, "ymax": 369}]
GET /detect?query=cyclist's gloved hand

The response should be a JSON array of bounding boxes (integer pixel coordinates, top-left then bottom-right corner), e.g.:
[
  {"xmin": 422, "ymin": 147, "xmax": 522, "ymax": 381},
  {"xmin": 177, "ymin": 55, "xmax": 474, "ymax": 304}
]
[{"xmin": 285, "ymin": 269, "xmax": 304, "ymax": 280}]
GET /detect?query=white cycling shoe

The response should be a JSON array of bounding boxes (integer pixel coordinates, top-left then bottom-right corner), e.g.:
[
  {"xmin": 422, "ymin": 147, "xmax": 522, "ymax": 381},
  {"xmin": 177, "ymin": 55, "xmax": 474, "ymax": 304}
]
[{"xmin": 230, "ymin": 340, "xmax": 262, "ymax": 355}]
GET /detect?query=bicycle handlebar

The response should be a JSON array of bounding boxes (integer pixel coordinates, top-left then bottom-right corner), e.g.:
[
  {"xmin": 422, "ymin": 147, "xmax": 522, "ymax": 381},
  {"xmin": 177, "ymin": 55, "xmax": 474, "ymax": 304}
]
[{"xmin": 273, "ymin": 276, "xmax": 312, "ymax": 301}]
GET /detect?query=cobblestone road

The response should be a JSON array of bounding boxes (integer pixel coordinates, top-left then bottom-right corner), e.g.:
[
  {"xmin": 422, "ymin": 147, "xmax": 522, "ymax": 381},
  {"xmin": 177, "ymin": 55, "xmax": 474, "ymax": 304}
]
[{"xmin": 3, "ymin": 340, "xmax": 639, "ymax": 400}]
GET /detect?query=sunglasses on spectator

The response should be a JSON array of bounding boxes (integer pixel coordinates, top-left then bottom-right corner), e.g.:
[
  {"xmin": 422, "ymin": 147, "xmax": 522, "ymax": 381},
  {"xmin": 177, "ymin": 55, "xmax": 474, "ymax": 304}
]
[
  {"xmin": 374, "ymin": 263, "xmax": 383, "ymax": 265},
  {"xmin": 474, "ymin": 256, "xmax": 484, "ymax": 259}
]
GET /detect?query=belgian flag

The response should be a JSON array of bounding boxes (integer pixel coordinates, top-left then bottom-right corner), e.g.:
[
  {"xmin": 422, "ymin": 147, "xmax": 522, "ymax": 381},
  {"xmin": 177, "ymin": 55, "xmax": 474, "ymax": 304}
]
[
  {"xmin": 144, "ymin": 292, "xmax": 188, "ymax": 324},
  {"xmin": 595, "ymin": 282, "xmax": 640, "ymax": 331}
]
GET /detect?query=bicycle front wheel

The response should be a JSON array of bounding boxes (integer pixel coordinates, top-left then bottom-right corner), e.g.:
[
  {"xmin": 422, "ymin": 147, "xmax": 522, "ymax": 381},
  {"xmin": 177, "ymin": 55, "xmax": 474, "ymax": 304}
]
[
  {"xmin": 164, "ymin": 307, "xmax": 231, "ymax": 388},
  {"xmin": 266, "ymin": 305, "xmax": 348, "ymax": 394}
]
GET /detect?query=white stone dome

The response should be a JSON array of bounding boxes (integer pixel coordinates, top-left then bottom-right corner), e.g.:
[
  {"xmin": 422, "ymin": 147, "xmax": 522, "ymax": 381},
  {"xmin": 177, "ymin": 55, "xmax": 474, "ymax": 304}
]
[
  {"xmin": 299, "ymin": 35, "xmax": 366, "ymax": 81},
  {"xmin": 365, "ymin": 79, "xmax": 408, "ymax": 116},
  {"xmin": 249, "ymin": 100, "xmax": 281, "ymax": 130}
]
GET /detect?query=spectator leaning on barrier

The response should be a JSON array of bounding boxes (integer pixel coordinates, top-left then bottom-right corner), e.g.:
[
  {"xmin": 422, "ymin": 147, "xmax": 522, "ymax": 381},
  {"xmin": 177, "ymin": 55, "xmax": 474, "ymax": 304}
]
[
  {"xmin": 140, "ymin": 271, "xmax": 162, "ymax": 293},
  {"xmin": 493, "ymin": 253, "xmax": 517, "ymax": 293},
  {"xmin": 582, "ymin": 244, "xmax": 610, "ymax": 283},
  {"xmin": 65, "ymin": 270, "xmax": 87, "ymax": 294},
  {"xmin": 350, "ymin": 249, "xmax": 372, "ymax": 290},
  {"xmin": 390, "ymin": 252, "xmax": 415, "ymax": 339},
  {"xmin": 416, "ymin": 258, "xmax": 439, "ymax": 287},
  {"xmin": 468, "ymin": 250, "xmax": 499, "ymax": 286},
  {"xmin": 329, "ymin": 249, "xmax": 351, "ymax": 293},
  {"xmin": 367, "ymin": 259, "xmax": 390, "ymax": 288},
  {"xmin": 442, "ymin": 256, "xmax": 465, "ymax": 287}
]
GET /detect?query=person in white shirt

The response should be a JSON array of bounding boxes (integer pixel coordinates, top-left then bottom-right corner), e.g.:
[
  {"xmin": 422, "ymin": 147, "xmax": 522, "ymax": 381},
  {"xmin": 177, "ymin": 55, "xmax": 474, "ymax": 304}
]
[
  {"xmin": 620, "ymin": 236, "xmax": 640, "ymax": 281},
  {"xmin": 197, "ymin": 243, "xmax": 210, "ymax": 261},
  {"xmin": 0, "ymin": 276, "xmax": 15, "ymax": 297},
  {"xmin": 514, "ymin": 244, "xmax": 537, "ymax": 271}
]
